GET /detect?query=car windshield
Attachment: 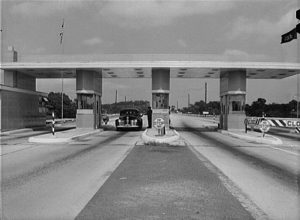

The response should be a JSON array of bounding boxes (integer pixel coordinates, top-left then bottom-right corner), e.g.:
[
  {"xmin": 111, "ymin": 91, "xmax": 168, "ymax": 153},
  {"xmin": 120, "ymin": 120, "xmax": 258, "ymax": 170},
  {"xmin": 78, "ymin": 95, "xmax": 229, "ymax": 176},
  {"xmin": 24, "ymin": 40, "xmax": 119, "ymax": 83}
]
[{"xmin": 120, "ymin": 109, "xmax": 139, "ymax": 116}]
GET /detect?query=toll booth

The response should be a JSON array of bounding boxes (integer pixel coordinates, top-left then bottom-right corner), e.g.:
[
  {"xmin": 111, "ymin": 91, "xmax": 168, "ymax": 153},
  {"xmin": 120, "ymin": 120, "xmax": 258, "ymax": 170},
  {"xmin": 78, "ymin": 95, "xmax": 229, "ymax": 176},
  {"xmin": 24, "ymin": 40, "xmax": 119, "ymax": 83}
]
[
  {"xmin": 76, "ymin": 70, "xmax": 102, "ymax": 129},
  {"xmin": 152, "ymin": 68, "xmax": 170, "ymax": 129},
  {"xmin": 220, "ymin": 70, "xmax": 246, "ymax": 130}
]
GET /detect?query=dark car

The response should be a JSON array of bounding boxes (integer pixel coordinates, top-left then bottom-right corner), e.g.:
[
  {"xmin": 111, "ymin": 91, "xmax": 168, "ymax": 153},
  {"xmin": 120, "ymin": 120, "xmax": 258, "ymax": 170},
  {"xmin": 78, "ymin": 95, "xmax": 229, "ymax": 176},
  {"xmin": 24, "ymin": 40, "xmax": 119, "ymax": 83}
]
[{"xmin": 115, "ymin": 108, "xmax": 143, "ymax": 131}]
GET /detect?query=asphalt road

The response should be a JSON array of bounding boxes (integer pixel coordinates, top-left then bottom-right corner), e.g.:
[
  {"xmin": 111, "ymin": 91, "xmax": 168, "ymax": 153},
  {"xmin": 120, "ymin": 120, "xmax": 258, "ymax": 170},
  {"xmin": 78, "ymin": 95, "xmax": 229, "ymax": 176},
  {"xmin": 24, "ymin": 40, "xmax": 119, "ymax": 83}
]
[
  {"xmin": 170, "ymin": 114, "xmax": 300, "ymax": 220},
  {"xmin": 76, "ymin": 142, "xmax": 253, "ymax": 220},
  {"xmin": 1, "ymin": 114, "xmax": 299, "ymax": 219},
  {"xmin": 1, "ymin": 130, "xmax": 139, "ymax": 219}
]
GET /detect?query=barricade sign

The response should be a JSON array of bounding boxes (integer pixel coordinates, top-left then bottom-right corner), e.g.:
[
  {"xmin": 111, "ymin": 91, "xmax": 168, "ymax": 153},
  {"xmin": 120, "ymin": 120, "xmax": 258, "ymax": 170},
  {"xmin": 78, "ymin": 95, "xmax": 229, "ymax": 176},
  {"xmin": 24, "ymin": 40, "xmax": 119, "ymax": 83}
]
[
  {"xmin": 245, "ymin": 117, "xmax": 258, "ymax": 132},
  {"xmin": 284, "ymin": 120, "xmax": 300, "ymax": 128}
]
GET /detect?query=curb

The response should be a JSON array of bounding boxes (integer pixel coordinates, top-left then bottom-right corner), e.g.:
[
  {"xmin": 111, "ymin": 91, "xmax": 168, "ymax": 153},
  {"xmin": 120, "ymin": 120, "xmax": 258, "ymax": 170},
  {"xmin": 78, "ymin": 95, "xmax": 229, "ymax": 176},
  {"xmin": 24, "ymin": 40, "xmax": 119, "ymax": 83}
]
[
  {"xmin": 0, "ymin": 128, "xmax": 33, "ymax": 136},
  {"xmin": 220, "ymin": 130, "xmax": 283, "ymax": 145},
  {"xmin": 141, "ymin": 129, "xmax": 180, "ymax": 144},
  {"xmin": 28, "ymin": 129, "xmax": 102, "ymax": 144}
]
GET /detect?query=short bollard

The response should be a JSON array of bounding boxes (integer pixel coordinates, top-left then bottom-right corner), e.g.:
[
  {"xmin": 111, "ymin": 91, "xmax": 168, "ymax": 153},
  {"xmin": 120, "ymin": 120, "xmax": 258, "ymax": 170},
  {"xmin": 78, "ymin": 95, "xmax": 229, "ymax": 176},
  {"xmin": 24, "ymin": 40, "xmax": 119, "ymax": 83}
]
[
  {"xmin": 158, "ymin": 128, "xmax": 161, "ymax": 136},
  {"xmin": 154, "ymin": 118, "xmax": 165, "ymax": 136}
]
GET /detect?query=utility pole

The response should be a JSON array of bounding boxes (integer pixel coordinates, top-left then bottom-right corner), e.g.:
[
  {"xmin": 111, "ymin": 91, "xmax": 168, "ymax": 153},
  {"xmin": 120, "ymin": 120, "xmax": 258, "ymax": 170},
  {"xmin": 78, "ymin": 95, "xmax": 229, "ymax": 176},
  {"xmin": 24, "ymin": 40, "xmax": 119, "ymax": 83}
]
[
  {"xmin": 297, "ymin": 73, "xmax": 299, "ymax": 118},
  {"xmin": 177, "ymin": 100, "xmax": 178, "ymax": 110},
  {"xmin": 60, "ymin": 18, "xmax": 65, "ymax": 119},
  {"xmin": 188, "ymin": 93, "xmax": 190, "ymax": 107},
  {"xmin": 297, "ymin": 9, "xmax": 300, "ymax": 118},
  {"xmin": 115, "ymin": 90, "xmax": 117, "ymax": 104},
  {"xmin": 205, "ymin": 82, "xmax": 207, "ymax": 104}
]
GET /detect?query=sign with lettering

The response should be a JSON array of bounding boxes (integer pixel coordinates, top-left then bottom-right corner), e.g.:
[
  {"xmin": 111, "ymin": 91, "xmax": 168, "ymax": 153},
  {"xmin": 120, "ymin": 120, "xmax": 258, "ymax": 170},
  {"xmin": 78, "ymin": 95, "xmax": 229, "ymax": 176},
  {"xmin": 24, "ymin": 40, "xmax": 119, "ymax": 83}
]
[
  {"xmin": 281, "ymin": 28, "xmax": 297, "ymax": 44},
  {"xmin": 284, "ymin": 120, "xmax": 300, "ymax": 128},
  {"xmin": 245, "ymin": 117, "xmax": 258, "ymax": 125}
]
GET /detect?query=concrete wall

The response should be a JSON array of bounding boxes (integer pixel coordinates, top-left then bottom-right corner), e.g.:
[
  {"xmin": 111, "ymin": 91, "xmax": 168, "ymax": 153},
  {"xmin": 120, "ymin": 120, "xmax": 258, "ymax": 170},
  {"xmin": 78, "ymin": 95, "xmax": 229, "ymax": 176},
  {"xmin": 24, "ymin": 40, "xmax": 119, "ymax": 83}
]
[
  {"xmin": 1, "ymin": 90, "xmax": 45, "ymax": 130},
  {"xmin": 220, "ymin": 70, "xmax": 246, "ymax": 95},
  {"xmin": 15, "ymin": 72, "xmax": 36, "ymax": 91},
  {"xmin": 152, "ymin": 68, "xmax": 170, "ymax": 91},
  {"xmin": 0, "ymin": 47, "xmax": 46, "ymax": 131},
  {"xmin": 76, "ymin": 109, "xmax": 94, "ymax": 128},
  {"xmin": 152, "ymin": 109, "xmax": 170, "ymax": 129},
  {"xmin": 3, "ymin": 71, "xmax": 36, "ymax": 90},
  {"xmin": 227, "ymin": 113, "xmax": 246, "ymax": 130},
  {"xmin": 76, "ymin": 70, "xmax": 102, "ymax": 94}
]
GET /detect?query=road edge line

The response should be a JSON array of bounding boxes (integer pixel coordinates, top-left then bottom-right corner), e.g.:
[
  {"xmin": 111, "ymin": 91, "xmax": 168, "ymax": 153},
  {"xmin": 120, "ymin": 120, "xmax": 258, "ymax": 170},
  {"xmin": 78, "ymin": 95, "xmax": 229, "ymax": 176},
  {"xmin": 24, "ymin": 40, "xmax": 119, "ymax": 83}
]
[
  {"xmin": 183, "ymin": 137, "xmax": 268, "ymax": 220},
  {"xmin": 74, "ymin": 138, "xmax": 137, "ymax": 218}
]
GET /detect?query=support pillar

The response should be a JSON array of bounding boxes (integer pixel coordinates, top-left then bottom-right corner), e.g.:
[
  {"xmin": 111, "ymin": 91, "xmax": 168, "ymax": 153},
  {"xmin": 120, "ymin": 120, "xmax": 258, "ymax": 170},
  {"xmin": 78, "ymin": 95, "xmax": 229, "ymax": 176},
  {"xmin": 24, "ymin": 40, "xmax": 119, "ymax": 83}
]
[
  {"xmin": 220, "ymin": 69, "xmax": 246, "ymax": 130},
  {"xmin": 76, "ymin": 69, "xmax": 102, "ymax": 129},
  {"xmin": 151, "ymin": 68, "xmax": 170, "ymax": 129}
]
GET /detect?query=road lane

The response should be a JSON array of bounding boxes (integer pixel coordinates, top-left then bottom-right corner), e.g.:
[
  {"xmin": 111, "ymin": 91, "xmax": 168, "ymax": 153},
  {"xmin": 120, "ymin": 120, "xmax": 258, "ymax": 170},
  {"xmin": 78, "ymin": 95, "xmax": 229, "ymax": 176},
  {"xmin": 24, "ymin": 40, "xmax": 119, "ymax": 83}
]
[
  {"xmin": 171, "ymin": 114, "xmax": 300, "ymax": 219},
  {"xmin": 76, "ymin": 143, "xmax": 254, "ymax": 220},
  {"xmin": 2, "ymin": 130, "xmax": 141, "ymax": 220}
]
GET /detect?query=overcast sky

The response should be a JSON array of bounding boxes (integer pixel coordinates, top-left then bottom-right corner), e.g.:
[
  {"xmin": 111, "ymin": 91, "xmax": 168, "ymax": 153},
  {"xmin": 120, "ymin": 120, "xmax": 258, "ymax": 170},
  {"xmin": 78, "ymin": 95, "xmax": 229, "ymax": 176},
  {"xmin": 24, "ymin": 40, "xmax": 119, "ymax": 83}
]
[{"xmin": 1, "ymin": 0, "xmax": 299, "ymax": 107}]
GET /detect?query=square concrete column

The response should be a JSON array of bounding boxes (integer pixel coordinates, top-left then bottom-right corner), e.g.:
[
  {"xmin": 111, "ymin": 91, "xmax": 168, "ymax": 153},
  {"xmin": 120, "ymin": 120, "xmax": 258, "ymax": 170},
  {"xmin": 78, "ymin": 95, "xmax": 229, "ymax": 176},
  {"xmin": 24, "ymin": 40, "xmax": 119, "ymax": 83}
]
[
  {"xmin": 220, "ymin": 69, "xmax": 246, "ymax": 130},
  {"xmin": 76, "ymin": 69, "xmax": 102, "ymax": 129},
  {"xmin": 151, "ymin": 68, "xmax": 170, "ymax": 129}
]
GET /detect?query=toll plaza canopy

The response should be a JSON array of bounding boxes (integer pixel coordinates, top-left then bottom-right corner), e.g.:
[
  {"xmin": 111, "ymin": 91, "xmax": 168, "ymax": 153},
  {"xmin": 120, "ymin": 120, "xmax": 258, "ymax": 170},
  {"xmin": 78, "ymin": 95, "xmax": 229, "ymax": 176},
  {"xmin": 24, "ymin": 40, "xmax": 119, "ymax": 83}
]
[
  {"xmin": 1, "ymin": 60, "xmax": 300, "ymax": 79},
  {"xmin": 1, "ymin": 54, "xmax": 300, "ymax": 131}
]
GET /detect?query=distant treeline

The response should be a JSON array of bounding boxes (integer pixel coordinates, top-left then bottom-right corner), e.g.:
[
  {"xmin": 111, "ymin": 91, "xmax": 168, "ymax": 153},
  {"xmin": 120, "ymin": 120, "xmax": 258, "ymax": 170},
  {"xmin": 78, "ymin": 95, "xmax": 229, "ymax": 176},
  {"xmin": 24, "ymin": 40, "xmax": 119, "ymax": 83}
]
[
  {"xmin": 180, "ymin": 101, "xmax": 220, "ymax": 115},
  {"xmin": 46, "ymin": 92, "xmax": 299, "ymax": 119},
  {"xmin": 180, "ymin": 98, "xmax": 299, "ymax": 118},
  {"xmin": 102, "ymin": 100, "xmax": 150, "ymax": 114},
  {"xmin": 245, "ymin": 98, "xmax": 298, "ymax": 118}
]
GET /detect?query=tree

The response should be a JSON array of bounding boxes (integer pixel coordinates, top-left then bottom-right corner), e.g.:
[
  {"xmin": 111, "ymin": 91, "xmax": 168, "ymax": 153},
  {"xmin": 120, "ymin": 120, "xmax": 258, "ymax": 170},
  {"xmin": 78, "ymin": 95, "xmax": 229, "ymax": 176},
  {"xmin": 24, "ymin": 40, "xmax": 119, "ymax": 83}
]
[
  {"xmin": 181, "ymin": 100, "xmax": 220, "ymax": 115},
  {"xmin": 102, "ymin": 100, "xmax": 150, "ymax": 114},
  {"xmin": 247, "ymin": 98, "xmax": 266, "ymax": 116},
  {"xmin": 47, "ymin": 92, "xmax": 77, "ymax": 118},
  {"xmin": 245, "ymin": 98, "xmax": 298, "ymax": 118}
]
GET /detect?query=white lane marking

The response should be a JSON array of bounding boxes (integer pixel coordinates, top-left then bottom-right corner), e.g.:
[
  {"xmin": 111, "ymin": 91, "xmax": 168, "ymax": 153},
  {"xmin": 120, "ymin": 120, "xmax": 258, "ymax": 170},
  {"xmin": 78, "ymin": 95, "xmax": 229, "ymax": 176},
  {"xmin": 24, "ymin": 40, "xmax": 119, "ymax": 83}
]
[{"xmin": 265, "ymin": 145, "xmax": 299, "ymax": 156}]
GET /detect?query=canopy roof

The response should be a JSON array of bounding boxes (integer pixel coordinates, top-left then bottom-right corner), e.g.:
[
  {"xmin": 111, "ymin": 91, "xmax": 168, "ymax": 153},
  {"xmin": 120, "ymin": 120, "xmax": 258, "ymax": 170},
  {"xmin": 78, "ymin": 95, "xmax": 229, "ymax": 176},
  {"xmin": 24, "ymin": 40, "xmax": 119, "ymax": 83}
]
[{"xmin": 1, "ymin": 60, "xmax": 299, "ymax": 79}]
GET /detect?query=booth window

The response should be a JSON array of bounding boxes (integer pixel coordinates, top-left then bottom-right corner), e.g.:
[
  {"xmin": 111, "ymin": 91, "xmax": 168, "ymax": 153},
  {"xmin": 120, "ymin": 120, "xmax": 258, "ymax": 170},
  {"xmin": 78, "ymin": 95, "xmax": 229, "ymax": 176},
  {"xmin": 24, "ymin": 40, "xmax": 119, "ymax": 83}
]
[
  {"xmin": 78, "ymin": 94, "xmax": 94, "ymax": 109},
  {"xmin": 232, "ymin": 101, "xmax": 244, "ymax": 111},
  {"xmin": 152, "ymin": 93, "xmax": 169, "ymax": 109}
]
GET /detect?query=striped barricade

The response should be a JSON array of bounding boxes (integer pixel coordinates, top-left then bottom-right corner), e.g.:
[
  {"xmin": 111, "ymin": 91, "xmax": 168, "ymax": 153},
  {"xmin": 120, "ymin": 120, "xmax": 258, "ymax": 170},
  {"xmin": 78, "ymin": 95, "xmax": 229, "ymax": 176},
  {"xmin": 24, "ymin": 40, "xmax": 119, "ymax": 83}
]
[
  {"xmin": 51, "ymin": 111, "xmax": 55, "ymax": 135},
  {"xmin": 245, "ymin": 117, "xmax": 300, "ymax": 133}
]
